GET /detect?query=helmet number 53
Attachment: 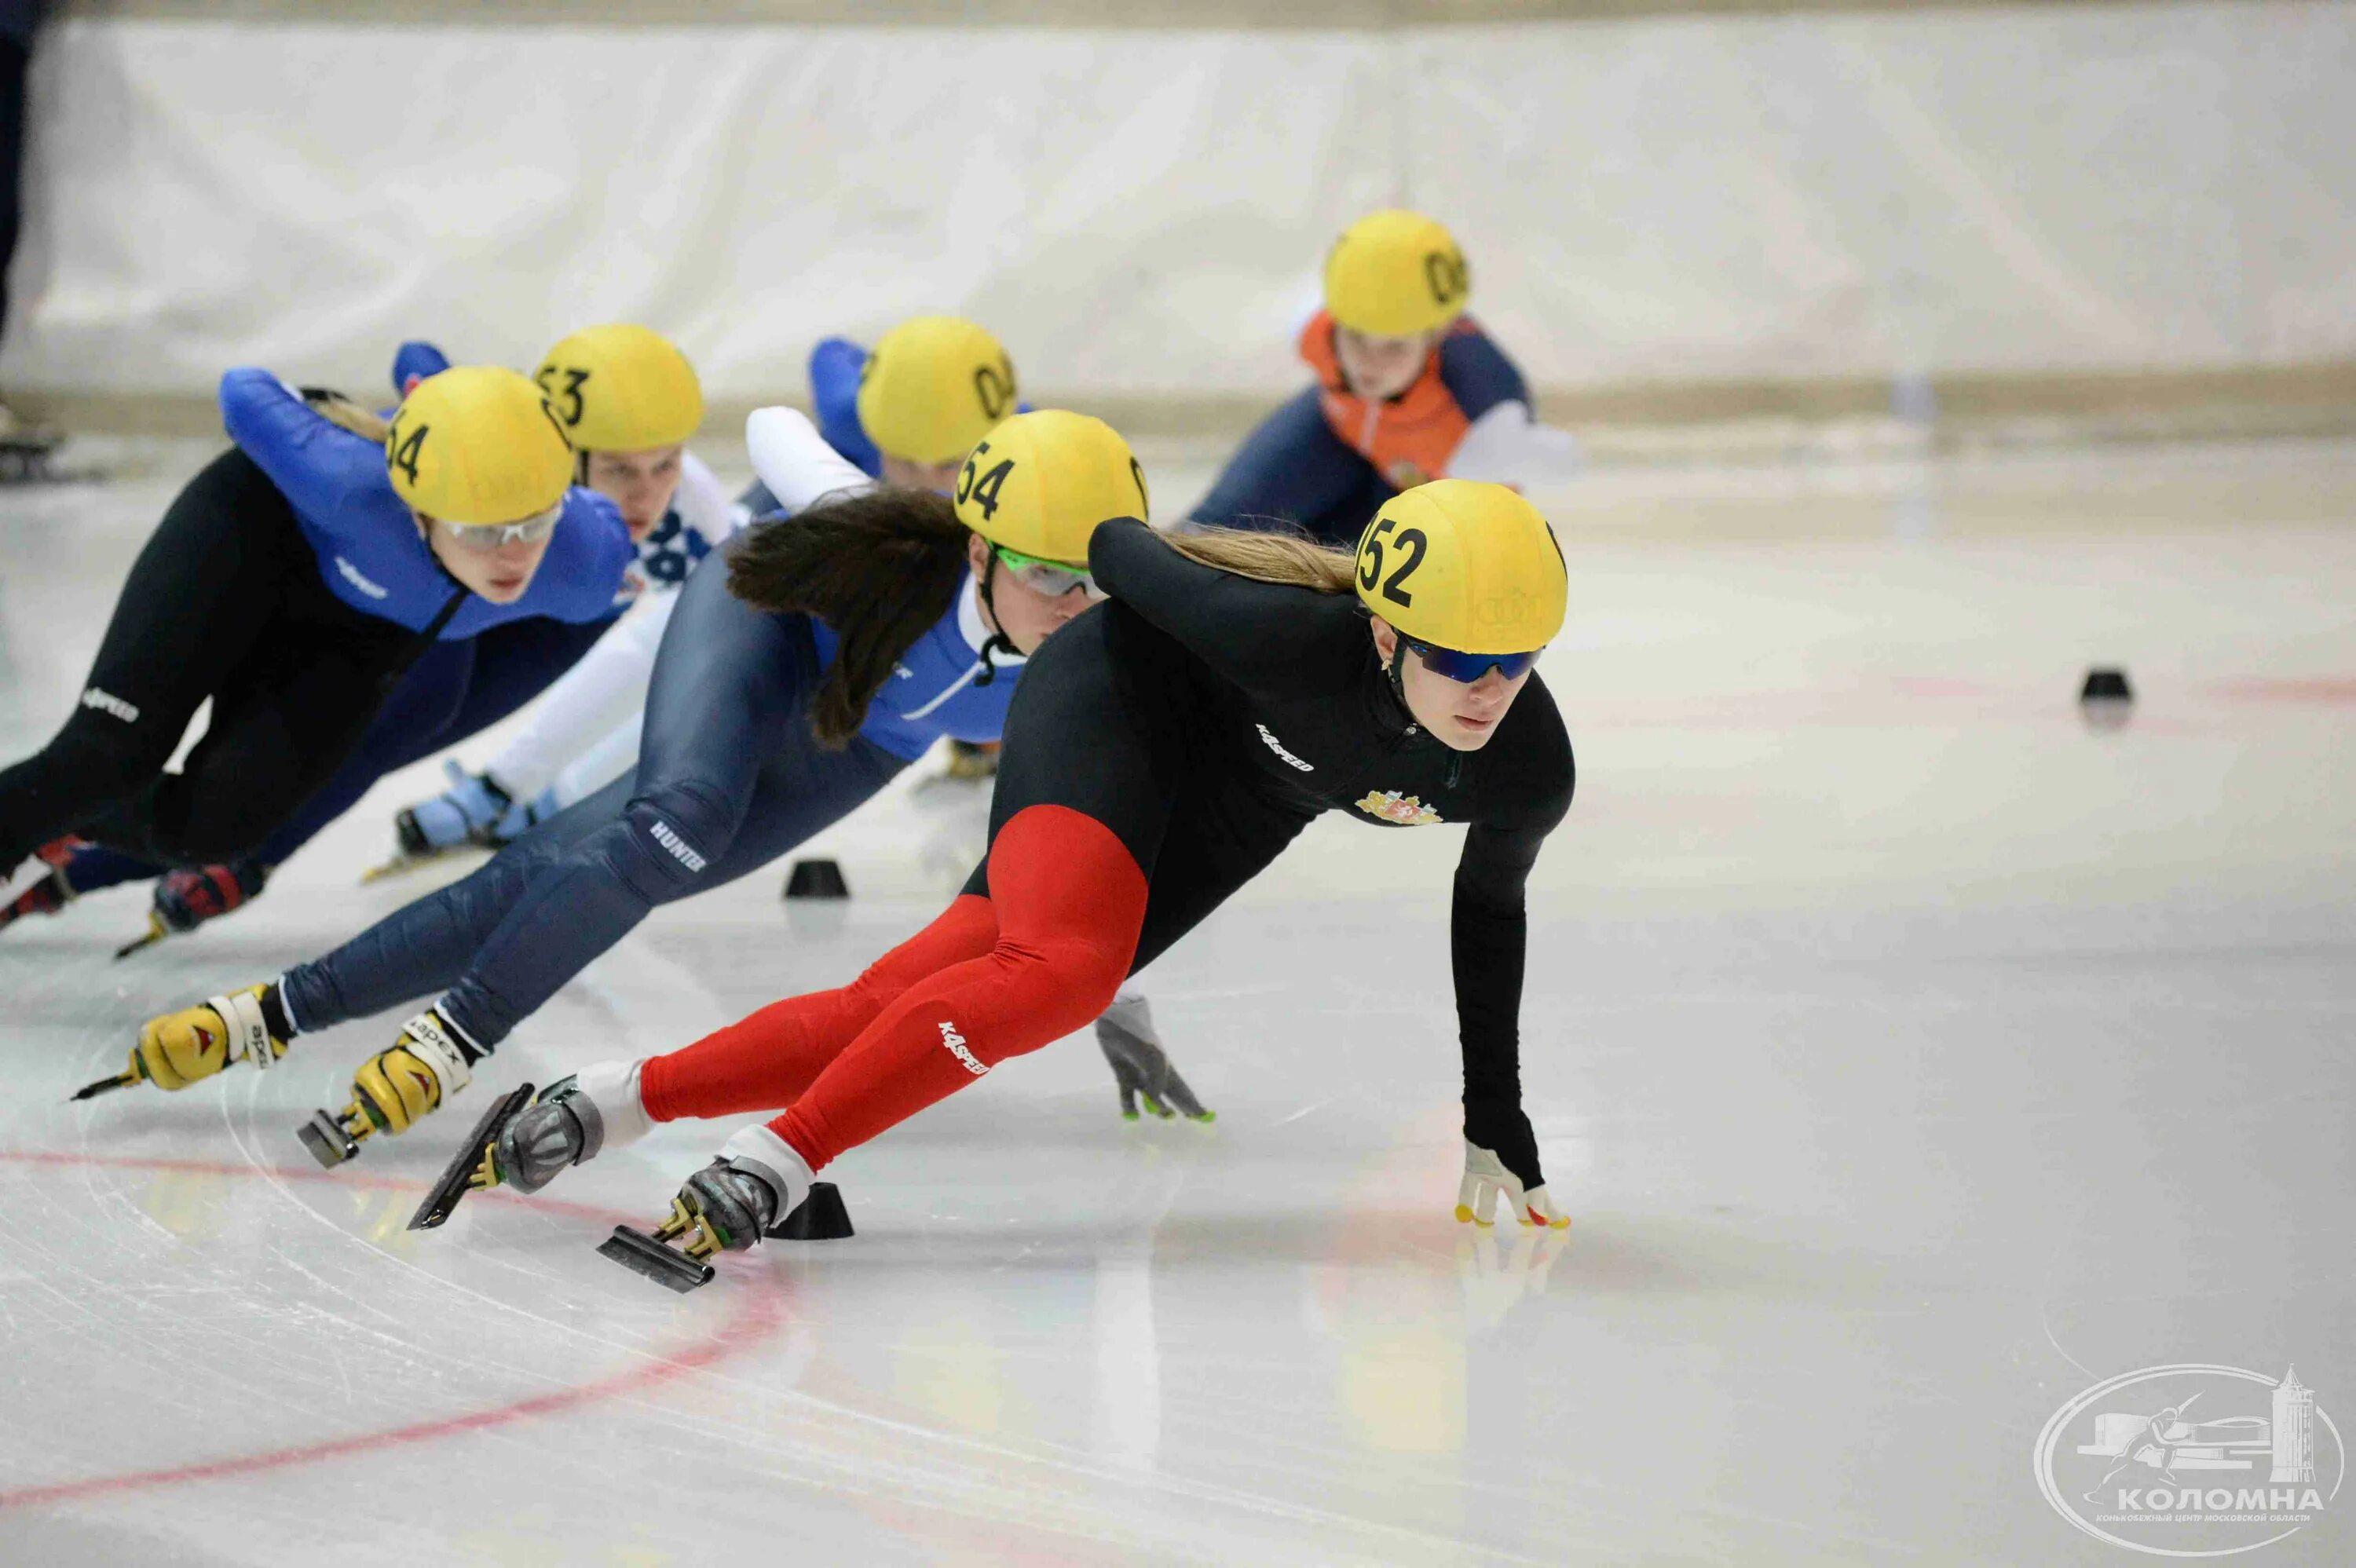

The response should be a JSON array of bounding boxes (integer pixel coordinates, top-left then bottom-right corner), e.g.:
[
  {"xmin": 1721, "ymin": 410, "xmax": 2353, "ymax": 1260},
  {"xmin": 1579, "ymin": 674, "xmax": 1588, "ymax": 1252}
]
[{"xmin": 1357, "ymin": 517, "xmax": 1426, "ymax": 609}]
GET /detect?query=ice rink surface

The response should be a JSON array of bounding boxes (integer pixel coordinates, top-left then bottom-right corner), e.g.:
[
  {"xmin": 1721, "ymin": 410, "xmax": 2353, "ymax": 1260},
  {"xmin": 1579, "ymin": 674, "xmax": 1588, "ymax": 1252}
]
[{"xmin": 2, "ymin": 437, "xmax": 2352, "ymax": 1564}]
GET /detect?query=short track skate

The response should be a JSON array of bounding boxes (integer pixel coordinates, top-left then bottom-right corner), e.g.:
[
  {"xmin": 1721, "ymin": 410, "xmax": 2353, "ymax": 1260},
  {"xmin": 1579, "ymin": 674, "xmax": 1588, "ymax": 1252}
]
[
  {"xmin": 406, "ymin": 1082, "xmax": 540, "ymax": 1228},
  {"xmin": 598, "ymin": 1182, "xmax": 854, "ymax": 1293}
]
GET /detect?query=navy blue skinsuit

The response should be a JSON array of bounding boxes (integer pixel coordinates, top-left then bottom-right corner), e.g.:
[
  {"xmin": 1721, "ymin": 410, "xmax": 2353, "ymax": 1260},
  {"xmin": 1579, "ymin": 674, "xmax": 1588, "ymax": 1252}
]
[{"xmin": 277, "ymin": 543, "xmax": 1028, "ymax": 1058}]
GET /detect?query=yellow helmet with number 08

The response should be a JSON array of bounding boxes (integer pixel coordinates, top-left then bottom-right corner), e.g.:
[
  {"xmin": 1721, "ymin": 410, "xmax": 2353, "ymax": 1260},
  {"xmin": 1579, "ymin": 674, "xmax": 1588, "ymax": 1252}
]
[
  {"xmin": 951, "ymin": 409, "xmax": 1145, "ymax": 568},
  {"xmin": 1323, "ymin": 210, "xmax": 1470, "ymax": 338},
  {"xmin": 532, "ymin": 323, "xmax": 704, "ymax": 452},
  {"xmin": 385, "ymin": 366, "xmax": 575, "ymax": 526},
  {"xmin": 1355, "ymin": 480, "xmax": 1565, "ymax": 662},
  {"xmin": 858, "ymin": 316, "xmax": 1019, "ymax": 467}
]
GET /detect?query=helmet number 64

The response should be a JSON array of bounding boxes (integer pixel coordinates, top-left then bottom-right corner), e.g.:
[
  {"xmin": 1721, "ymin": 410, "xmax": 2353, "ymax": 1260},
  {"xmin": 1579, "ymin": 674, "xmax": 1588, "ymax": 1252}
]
[{"xmin": 1357, "ymin": 517, "xmax": 1426, "ymax": 609}]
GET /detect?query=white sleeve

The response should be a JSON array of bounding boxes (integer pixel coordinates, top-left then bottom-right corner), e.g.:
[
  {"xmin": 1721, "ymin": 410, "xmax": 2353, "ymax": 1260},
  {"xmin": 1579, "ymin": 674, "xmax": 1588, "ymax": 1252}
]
[
  {"xmin": 673, "ymin": 450, "xmax": 742, "ymax": 545},
  {"xmin": 480, "ymin": 450, "xmax": 738, "ymax": 800},
  {"xmin": 746, "ymin": 406, "xmax": 875, "ymax": 514},
  {"xmin": 548, "ymin": 712, "xmax": 643, "ymax": 810},
  {"xmin": 481, "ymin": 585, "xmax": 678, "ymax": 799},
  {"xmin": 1443, "ymin": 400, "xmax": 1582, "ymax": 488}
]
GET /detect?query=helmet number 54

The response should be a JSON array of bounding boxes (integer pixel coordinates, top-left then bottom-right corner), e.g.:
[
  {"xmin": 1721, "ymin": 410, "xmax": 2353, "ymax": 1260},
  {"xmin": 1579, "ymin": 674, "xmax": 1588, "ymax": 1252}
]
[
  {"xmin": 1358, "ymin": 517, "xmax": 1426, "ymax": 609},
  {"xmin": 957, "ymin": 440, "xmax": 1014, "ymax": 521}
]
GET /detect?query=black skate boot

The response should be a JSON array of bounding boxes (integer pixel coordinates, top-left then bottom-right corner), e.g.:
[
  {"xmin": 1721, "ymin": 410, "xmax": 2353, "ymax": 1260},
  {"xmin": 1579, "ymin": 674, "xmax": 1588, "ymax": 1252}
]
[{"xmin": 598, "ymin": 1126, "xmax": 851, "ymax": 1292}]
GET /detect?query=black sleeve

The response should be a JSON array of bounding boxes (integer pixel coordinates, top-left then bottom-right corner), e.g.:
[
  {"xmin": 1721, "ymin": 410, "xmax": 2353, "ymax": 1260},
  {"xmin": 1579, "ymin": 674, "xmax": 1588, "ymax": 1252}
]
[
  {"xmin": 1451, "ymin": 682, "xmax": 1574, "ymax": 1189},
  {"xmin": 1088, "ymin": 517, "xmax": 1361, "ymax": 697}
]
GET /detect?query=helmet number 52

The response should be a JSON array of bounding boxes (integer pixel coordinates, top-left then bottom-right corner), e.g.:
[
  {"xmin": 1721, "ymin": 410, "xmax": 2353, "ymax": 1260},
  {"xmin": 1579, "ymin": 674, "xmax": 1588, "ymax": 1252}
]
[{"xmin": 1358, "ymin": 517, "xmax": 1426, "ymax": 609}]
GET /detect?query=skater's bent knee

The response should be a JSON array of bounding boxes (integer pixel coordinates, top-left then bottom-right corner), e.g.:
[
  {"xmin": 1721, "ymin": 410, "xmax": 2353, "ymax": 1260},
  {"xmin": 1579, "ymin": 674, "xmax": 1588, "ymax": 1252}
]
[
  {"xmin": 616, "ymin": 787, "xmax": 737, "ymax": 895},
  {"xmin": 986, "ymin": 935, "xmax": 1129, "ymax": 1058}
]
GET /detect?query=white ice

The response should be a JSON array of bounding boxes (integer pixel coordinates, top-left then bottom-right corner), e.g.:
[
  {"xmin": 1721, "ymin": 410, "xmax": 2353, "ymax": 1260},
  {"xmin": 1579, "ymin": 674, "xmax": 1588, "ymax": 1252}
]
[{"xmin": 1, "ymin": 437, "xmax": 2351, "ymax": 1565}]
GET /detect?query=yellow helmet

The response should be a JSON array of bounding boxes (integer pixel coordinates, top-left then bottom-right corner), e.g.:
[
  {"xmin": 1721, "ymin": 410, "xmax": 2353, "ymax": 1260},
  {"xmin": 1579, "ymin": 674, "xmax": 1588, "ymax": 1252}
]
[
  {"xmin": 952, "ymin": 409, "xmax": 1146, "ymax": 567},
  {"xmin": 1323, "ymin": 210, "xmax": 1471, "ymax": 338},
  {"xmin": 385, "ymin": 366, "xmax": 574, "ymax": 526},
  {"xmin": 1354, "ymin": 480, "xmax": 1564, "ymax": 655},
  {"xmin": 858, "ymin": 315, "xmax": 1018, "ymax": 466},
  {"xmin": 532, "ymin": 323, "xmax": 704, "ymax": 452}
]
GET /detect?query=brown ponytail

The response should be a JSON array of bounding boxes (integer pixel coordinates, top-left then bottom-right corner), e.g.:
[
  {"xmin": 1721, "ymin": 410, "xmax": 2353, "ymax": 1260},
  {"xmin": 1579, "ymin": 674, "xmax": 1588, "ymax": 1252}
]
[
  {"xmin": 1163, "ymin": 525, "xmax": 1358, "ymax": 594},
  {"xmin": 724, "ymin": 489, "xmax": 970, "ymax": 747}
]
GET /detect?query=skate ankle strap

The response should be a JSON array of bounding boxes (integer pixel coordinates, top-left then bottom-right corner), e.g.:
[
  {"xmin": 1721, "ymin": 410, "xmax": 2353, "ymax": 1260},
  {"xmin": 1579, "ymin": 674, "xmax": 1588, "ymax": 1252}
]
[
  {"xmin": 400, "ymin": 1008, "xmax": 474, "ymax": 1097},
  {"xmin": 212, "ymin": 991, "xmax": 279, "ymax": 1071}
]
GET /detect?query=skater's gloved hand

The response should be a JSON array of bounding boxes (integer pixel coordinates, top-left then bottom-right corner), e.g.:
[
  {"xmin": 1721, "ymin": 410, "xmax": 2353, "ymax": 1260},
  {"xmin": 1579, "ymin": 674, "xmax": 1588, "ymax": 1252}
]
[
  {"xmin": 396, "ymin": 761, "xmax": 514, "ymax": 856},
  {"xmin": 1458, "ymin": 1098, "xmax": 1568, "ymax": 1230},
  {"xmin": 151, "ymin": 859, "xmax": 269, "ymax": 934},
  {"xmin": 392, "ymin": 340, "xmax": 451, "ymax": 398},
  {"xmin": 1094, "ymin": 992, "xmax": 1213, "ymax": 1122}
]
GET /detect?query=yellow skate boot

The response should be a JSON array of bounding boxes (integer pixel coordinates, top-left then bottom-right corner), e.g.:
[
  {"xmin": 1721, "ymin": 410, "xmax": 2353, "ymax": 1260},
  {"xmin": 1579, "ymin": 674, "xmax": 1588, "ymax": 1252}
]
[
  {"xmin": 74, "ymin": 984, "xmax": 288, "ymax": 1100},
  {"xmin": 298, "ymin": 1007, "xmax": 476, "ymax": 1168}
]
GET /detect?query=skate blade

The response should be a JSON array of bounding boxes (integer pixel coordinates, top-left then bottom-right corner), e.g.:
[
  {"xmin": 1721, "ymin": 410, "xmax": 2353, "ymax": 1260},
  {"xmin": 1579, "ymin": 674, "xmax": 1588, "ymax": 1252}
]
[
  {"xmin": 597, "ymin": 1226, "xmax": 715, "ymax": 1292},
  {"xmin": 772, "ymin": 1181, "xmax": 855, "ymax": 1241},
  {"xmin": 408, "ymin": 1082, "xmax": 536, "ymax": 1230},
  {"xmin": 112, "ymin": 918, "xmax": 168, "ymax": 961},
  {"xmin": 296, "ymin": 1109, "xmax": 360, "ymax": 1169},
  {"xmin": 70, "ymin": 1069, "xmax": 141, "ymax": 1102},
  {"xmin": 359, "ymin": 853, "xmax": 428, "ymax": 884}
]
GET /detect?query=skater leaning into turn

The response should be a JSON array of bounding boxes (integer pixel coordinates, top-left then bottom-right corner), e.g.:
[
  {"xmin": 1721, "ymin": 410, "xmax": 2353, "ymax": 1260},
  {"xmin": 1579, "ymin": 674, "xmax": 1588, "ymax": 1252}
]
[
  {"xmin": 365, "ymin": 325, "xmax": 735, "ymax": 873},
  {"xmin": 5, "ymin": 325, "xmax": 715, "ymax": 946},
  {"xmin": 389, "ymin": 312, "xmax": 1028, "ymax": 852},
  {"xmin": 1189, "ymin": 209, "xmax": 1580, "ymax": 548},
  {"xmin": 0, "ymin": 363, "xmax": 631, "ymax": 910},
  {"xmin": 91, "ymin": 408, "xmax": 1207, "ymax": 1154},
  {"xmin": 444, "ymin": 472, "xmax": 1575, "ymax": 1290}
]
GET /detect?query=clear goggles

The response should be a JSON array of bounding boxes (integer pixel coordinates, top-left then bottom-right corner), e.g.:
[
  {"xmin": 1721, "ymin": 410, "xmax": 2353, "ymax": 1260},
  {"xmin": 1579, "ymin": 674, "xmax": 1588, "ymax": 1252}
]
[
  {"xmin": 993, "ymin": 545, "xmax": 1099, "ymax": 599},
  {"xmin": 1403, "ymin": 638, "xmax": 1542, "ymax": 684},
  {"xmin": 435, "ymin": 499, "xmax": 565, "ymax": 552}
]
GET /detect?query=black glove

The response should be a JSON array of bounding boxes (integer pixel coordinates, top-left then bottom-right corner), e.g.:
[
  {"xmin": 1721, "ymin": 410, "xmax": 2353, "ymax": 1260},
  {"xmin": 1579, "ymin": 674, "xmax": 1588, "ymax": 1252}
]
[{"xmin": 1094, "ymin": 991, "xmax": 1213, "ymax": 1122}]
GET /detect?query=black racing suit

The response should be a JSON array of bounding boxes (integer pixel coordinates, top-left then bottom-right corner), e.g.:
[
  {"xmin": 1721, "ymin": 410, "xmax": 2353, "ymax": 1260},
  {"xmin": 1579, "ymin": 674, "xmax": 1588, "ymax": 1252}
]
[{"xmin": 975, "ymin": 518, "xmax": 1575, "ymax": 1186}]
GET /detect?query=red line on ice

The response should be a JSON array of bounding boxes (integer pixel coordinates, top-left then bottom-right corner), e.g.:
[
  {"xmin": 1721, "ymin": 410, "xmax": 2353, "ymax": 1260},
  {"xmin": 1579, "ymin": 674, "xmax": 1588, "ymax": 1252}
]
[{"xmin": 0, "ymin": 1148, "xmax": 787, "ymax": 1508}]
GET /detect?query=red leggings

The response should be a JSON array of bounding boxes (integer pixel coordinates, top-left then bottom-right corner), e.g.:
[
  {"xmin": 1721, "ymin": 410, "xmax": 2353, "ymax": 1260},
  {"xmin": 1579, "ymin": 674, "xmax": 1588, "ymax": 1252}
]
[{"xmin": 638, "ymin": 806, "xmax": 1147, "ymax": 1170}]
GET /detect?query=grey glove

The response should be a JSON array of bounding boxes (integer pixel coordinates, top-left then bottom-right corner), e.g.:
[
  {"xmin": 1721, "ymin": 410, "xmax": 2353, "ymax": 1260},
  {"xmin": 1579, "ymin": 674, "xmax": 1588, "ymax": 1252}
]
[{"xmin": 1094, "ymin": 990, "xmax": 1213, "ymax": 1123}]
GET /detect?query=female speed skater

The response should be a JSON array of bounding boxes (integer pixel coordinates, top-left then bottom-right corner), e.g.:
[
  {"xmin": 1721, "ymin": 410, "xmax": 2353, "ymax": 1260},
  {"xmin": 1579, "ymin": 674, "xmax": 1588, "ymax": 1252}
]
[
  {"xmin": 380, "ymin": 313, "xmax": 1026, "ymax": 864},
  {"xmin": 3, "ymin": 326, "xmax": 717, "ymax": 949},
  {"xmin": 84, "ymin": 408, "xmax": 1209, "ymax": 1160},
  {"xmin": 1189, "ymin": 209, "xmax": 1581, "ymax": 548},
  {"xmin": 0, "ymin": 364, "xmax": 633, "ymax": 913},
  {"xmin": 428, "ymin": 472, "xmax": 1575, "ymax": 1292}
]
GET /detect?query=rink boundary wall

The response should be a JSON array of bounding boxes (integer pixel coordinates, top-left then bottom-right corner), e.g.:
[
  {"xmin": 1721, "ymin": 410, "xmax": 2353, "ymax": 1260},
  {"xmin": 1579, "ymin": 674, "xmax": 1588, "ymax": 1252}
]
[
  {"xmin": 26, "ymin": 362, "xmax": 2356, "ymax": 451},
  {"xmin": 12, "ymin": 6, "xmax": 2356, "ymax": 430},
  {"xmin": 57, "ymin": 1, "xmax": 2285, "ymax": 26}
]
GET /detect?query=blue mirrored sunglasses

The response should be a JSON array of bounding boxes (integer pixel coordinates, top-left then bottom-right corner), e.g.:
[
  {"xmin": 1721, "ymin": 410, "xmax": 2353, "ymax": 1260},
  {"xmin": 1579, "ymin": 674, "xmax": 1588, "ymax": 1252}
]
[{"xmin": 1403, "ymin": 639, "xmax": 1541, "ymax": 684}]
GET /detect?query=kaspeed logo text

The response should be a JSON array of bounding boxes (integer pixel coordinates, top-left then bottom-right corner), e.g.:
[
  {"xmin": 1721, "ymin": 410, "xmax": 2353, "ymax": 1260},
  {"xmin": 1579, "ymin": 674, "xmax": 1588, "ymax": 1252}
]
[
  {"xmin": 938, "ymin": 1021, "xmax": 987, "ymax": 1076},
  {"xmin": 2036, "ymin": 1363, "xmax": 2342, "ymax": 1556},
  {"xmin": 79, "ymin": 687, "xmax": 141, "ymax": 723},
  {"xmin": 1255, "ymin": 724, "xmax": 1314, "ymax": 773}
]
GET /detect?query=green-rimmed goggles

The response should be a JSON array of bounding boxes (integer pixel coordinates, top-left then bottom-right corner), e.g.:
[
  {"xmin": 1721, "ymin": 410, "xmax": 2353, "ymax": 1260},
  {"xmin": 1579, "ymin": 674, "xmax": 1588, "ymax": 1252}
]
[
  {"xmin": 1402, "ymin": 637, "xmax": 1542, "ymax": 684},
  {"xmin": 992, "ymin": 545, "xmax": 1098, "ymax": 599},
  {"xmin": 435, "ymin": 497, "xmax": 565, "ymax": 552}
]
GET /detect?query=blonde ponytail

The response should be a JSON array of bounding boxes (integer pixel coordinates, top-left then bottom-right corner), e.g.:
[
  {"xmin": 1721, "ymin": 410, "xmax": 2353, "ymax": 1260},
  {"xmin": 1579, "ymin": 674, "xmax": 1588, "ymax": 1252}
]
[
  {"xmin": 1162, "ymin": 526, "xmax": 1356, "ymax": 594},
  {"xmin": 305, "ymin": 389, "xmax": 392, "ymax": 444}
]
